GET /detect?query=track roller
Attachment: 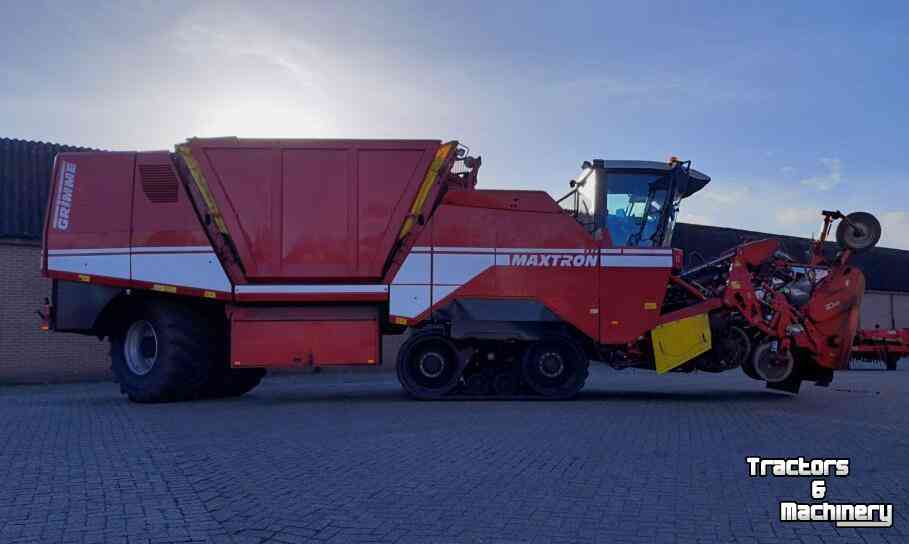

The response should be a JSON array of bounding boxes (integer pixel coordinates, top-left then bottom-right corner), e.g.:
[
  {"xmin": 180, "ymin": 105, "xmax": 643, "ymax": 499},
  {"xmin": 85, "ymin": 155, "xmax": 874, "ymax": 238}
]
[
  {"xmin": 520, "ymin": 336, "xmax": 589, "ymax": 399},
  {"xmin": 396, "ymin": 332, "xmax": 463, "ymax": 399}
]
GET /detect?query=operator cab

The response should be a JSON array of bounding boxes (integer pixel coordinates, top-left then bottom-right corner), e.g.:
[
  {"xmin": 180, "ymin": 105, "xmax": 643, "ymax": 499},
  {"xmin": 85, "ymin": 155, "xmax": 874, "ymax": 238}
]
[{"xmin": 557, "ymin": 159, "xmax": 710, "ymax": 247}]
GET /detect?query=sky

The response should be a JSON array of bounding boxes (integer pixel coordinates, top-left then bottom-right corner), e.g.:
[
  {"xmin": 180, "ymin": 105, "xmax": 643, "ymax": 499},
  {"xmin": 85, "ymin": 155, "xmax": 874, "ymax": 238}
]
[{"xmin": 3, "ymin": 1, "xmax": 907, "ymax": 248}]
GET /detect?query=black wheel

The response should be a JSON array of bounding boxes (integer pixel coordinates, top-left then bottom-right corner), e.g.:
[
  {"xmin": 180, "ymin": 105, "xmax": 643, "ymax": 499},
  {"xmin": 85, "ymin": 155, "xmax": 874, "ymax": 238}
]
[
  {"xmin": 716, "ymin": 326, "xmax": 751, "ymax": 370},
  {"xmin": 836, "ymin": 212, "xmax": 881, "ymax": 253},
  {"xmin": 200, "ymin": 327, "xmax": 266, "ymax": 398},
  {"xmin": 751, "ymin": 341, "xmax": 796, "ymax": 384},
  {"xmin": 740, "ymin": 333, "xmax": 762, "ymax": 381},
  {"xmin": 741, "ymin": 360, "xmax": 761, "ymax": 380},
  {"xmin": 396, "ymin": 332, "xmax": 462, "ymax": 399},
  {"xmin": 109, "ymin": 299, "xmax": 214, "ymax": 403},
  {"xmin": 521, "ymin": 336, "xmax": 589, "ymax": 399},
  {"xmin": 886, "ymin": 354, "xmax": 900, "ymax": 371}
]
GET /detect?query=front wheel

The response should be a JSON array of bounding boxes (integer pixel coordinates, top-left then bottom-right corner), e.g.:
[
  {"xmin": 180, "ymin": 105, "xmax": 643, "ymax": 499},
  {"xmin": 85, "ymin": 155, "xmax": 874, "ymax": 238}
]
[
  {"xmin": 521, "ymin": 337, "xmax": 589, "ymax": 399},
  {"xmin": 886, "ymin": 354, "xmax": 900, "ymax": 371}
]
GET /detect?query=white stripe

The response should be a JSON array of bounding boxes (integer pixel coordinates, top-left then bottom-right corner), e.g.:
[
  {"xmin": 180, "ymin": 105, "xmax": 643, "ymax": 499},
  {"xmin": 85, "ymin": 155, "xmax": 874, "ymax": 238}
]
[
  {"xmin": 601, "ymin": 255, "xmax": 673, "ymax": 268},
  {"xmin": 425, "ymin": 247, "xmax": 592, "ymax": 254},
  {"xmin": 433, "ymin": 246, "xmax": 496, "ymax": 253},
  {"xmin": 621, "ymin": 248, "xmax": 674, "ymax": 254},
  {"xmin": 132, "ymin": 252, "xmax": 231, "ymax": 292},
  {"xmin": 433, "ymin": 253, "xmax": 494, "ymax": 284},
  {"xmin": 602, "ymin": 248, "xmax": 621, "ymax": 254},
  {"xmin": 236, "ymin": 284, "xmax": 388, "ymax": 294},
  {"xmin": 48, "ymin": 254, "xmax": 130, "ymax": 279},
  {"xmin": 131, "ymin": 245, "xmax": 214, "ymax": 253},
  {"xmin": 411, "ymin": 246, "xmax": 432, "ymax": 252},
  {"xmin": 48, "ymin": 245, "xmax": 215, "ymax": 255},
  {"xmin": 497, "ymin": 247, "xmax": 588, "ymax": 254},
  {"xmin": 48, "ymin": 247, "xmax": 131, "ymax": 255}
]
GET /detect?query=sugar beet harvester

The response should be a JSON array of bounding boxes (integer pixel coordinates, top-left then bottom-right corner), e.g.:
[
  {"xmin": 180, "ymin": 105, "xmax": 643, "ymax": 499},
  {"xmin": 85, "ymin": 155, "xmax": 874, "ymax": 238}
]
[{"xmin": 41, "ymin": 138, "xmax": 882, "ymax": 401}]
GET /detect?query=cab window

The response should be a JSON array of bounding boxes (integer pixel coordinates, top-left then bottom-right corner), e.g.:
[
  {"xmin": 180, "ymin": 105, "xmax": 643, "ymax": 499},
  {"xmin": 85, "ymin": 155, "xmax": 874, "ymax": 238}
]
[{"xmin": 605, "ymin": 172, "xmax": 671, "ymax": 247}]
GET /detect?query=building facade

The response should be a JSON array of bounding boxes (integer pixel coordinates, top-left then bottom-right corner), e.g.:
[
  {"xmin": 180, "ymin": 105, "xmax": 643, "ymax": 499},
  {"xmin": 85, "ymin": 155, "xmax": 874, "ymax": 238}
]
[{"xmin": 1, "ymin": 138, "xmax": 109, "ymax": 383}]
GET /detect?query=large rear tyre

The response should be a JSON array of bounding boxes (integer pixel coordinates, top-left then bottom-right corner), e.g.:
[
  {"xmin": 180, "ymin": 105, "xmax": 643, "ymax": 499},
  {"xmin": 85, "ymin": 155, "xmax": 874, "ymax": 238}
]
[
  {"xmin": 109, "ymin": 299, "xmax": 214, "ymax": 403},
  {"xmin": 521, "ymin": 337, "xmax": 589, "ymax": 399},
  {"xmin": 396, "ymin": 332, "xmax": 462, "ymax": 399},
  {"xmin": 886, "ymin": 354, "xmax": 900, "ymax": 371}
]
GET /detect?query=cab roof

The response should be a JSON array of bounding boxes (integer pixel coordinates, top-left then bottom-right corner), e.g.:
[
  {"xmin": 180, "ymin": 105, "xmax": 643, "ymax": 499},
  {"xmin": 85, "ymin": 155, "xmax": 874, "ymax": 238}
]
[{"xmin": 603, "ymin": 160, "xmax": 710, "ymax": 199}]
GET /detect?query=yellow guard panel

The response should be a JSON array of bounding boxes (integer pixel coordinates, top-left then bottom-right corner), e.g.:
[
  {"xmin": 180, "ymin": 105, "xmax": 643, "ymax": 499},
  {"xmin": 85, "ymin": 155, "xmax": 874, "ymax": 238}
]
[{"xmin": 651, "ymin": 313, "xmax": 712, "ymax": 374}]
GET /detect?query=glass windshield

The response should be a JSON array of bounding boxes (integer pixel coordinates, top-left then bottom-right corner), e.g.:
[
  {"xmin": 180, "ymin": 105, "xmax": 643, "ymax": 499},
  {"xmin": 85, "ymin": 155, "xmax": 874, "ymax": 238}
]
[
  {"xmin": 557, "ymin": 167, "xmax": 598, "ymax": 234},
  {"xmin": 557, "ymin": 165, "xmax": 688, "ymax": 246},
  {"xmin": 606, "ymin": 172, "xmax": 677, "ymax": 247}
]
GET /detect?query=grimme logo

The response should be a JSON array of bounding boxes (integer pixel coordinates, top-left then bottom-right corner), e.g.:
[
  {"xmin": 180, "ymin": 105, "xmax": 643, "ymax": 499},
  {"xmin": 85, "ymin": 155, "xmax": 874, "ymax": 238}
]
[
  {"xmin": 747, "ymin": 457, "xmax": 894, "ymax": 528},
  {"xmin": 53, "ymin": 161, "xmax": 77, "ymax": 230},
  {"xmin": 509, "ymin": 253, "xmax": 598, "ymax": 267}
]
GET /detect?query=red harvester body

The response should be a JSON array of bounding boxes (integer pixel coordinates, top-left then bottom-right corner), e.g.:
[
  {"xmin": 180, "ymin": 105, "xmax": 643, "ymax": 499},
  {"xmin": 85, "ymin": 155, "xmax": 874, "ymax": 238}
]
[{"xmin": 41, "ymin": 138, "xmax": 882, "ymax": 401}]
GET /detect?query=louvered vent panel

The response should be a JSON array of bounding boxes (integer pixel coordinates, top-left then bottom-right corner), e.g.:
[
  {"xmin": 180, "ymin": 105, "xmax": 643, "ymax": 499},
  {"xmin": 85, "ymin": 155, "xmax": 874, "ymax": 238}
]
[{"xmin": 139, "ymin": 164, "xmax": 179, "ymax": 203}]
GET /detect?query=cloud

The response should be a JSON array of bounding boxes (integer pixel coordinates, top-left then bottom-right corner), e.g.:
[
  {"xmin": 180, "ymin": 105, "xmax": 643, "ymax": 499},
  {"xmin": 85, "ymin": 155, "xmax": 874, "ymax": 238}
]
[
  {"xmin": 174, "ymin": 22, "xmax": 318, "ymax": 86},
  {"xmin": 677, "ymin": 212, "xmax": 714, "ymax": 225},
  {"xmin": 800, "ymin": 158, "xmax": 842, "ymax": 191},
  {"xmin": 701, "ymin": 185, "xmax": 752, "ymax": 205},
  {"xmin": 775, "ymin": 207, "xmax": 817, "ymax": 227},
  {"xmin": 879, "ymin": 211, "xmax": 909, "ymax": 250}
]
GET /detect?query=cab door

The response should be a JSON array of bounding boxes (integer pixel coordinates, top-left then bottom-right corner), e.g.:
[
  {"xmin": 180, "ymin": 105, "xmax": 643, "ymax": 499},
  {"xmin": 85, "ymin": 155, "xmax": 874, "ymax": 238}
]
[{"xmin": 597, "ymin": 169, "xmax": 675, "ymax": 344}]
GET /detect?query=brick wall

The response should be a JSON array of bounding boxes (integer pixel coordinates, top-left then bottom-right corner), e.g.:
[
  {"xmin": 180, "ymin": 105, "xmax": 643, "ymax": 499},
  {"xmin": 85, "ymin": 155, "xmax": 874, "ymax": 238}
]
[{"xmin": 0, "ymin": 241, "xmax": 110, "ymax": 383}]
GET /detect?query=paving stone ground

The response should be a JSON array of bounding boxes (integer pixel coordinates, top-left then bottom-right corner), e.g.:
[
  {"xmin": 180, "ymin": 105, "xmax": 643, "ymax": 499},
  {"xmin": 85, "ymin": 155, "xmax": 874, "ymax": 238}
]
[{"xmin": 1, "ymin": 362, "xmax": 907, "ymax": 544}]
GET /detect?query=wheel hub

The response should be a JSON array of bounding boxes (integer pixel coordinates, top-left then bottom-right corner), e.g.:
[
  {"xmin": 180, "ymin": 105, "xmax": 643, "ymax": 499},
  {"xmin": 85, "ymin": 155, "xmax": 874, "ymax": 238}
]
[
  {"xmin": 418, "ymin": 352, "xmax": 446, "ymax": 379},
  {"xmin": 521, "ymin": 339, "xmax": 588, "ymax": 398},
  {"xmin": 124, "ymin": 320, "xmax": 158, "ymax": 376},
  {"xmin": 756, "ymin": 349, "xmax": 794, "ymax": 383},
  {"xmin": 538, "ymin": 352, "xmax": 565, "ymax": 378}
]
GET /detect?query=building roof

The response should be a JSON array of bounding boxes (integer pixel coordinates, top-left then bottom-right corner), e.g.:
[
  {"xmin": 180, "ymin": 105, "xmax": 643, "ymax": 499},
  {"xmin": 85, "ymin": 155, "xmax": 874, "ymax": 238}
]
[
  {"xmin": 673, "ymin": 222, "xmax": 909, "ymax": 293},
  {"xmin": 0, "ymin": 138, "xmax": 95, "ymax": 242}
]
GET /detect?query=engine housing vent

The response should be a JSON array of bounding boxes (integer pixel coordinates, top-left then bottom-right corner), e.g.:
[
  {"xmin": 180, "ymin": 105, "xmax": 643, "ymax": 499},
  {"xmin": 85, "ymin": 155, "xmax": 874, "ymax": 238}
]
[{"xmin": 139, "ymin": 164, "xmax": 179, "ymax": 203}]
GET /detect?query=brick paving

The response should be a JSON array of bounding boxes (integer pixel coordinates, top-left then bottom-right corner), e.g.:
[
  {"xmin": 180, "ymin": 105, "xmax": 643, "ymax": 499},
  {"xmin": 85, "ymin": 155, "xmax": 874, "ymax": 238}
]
[{"xmin": 1, "ymin": 364, "xmax": 907, "ymax": 543}]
